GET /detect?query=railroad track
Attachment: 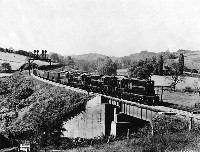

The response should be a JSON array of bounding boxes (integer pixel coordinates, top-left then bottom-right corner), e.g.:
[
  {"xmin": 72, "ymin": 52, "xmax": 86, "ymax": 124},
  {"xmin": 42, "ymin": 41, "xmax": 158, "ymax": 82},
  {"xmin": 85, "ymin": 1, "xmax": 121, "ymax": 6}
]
[{"xmin": 32, "ymin": 73, "xmax": 200, "ymax": 121}]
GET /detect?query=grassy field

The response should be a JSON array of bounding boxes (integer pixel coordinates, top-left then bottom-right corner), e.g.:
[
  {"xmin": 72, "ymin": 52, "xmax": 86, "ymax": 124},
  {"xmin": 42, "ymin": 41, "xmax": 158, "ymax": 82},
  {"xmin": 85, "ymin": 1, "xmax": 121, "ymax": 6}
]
[
  {"xmin": 118, "ymin": 68, "xmax": 200, "ymax": 107},
  {"xmin": 0, "ymin": 52, "xmax": 54, "ymax": 70},
  {"xmin": 161, "ymin": 91, "xmax": 200, "ymax": 107},
  {"xmin": 184, "ymin": 51, "xmax": 200, "ymax": 71},
  {"xmin": 0, "ymin": 52, "xmax": 27, "ymax": 70},
  {"xmin": 152, "ymin": 75, "xmax": 200, "ymax": 89},
  {"xmin": 152, "ymin": 75, "xmax": 200, "ymax": 107}
]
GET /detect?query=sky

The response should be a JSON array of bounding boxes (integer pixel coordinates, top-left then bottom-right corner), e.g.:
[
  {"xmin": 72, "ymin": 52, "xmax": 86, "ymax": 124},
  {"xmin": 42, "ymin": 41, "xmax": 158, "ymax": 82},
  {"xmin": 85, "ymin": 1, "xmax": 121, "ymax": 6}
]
[{"xmin": 0, "ymin": 0, "xmax": 200, "ymax": 57}]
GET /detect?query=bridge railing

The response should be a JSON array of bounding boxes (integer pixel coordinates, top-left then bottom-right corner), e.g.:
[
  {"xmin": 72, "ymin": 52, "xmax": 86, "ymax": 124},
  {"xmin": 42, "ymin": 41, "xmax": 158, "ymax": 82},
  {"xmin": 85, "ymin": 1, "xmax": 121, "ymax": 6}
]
[{"xmin": 101, "ymin": 95, "xmax": 161, "ymax": 112}]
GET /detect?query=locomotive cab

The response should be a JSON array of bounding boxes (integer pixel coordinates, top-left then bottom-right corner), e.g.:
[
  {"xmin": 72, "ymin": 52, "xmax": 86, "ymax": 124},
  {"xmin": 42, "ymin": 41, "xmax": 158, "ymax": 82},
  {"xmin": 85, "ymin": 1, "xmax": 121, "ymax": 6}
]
[
  {"xmin": 90, "ymin": 75, "xmax": 103, "ymax": 93},
  {"xmin": 101, "ymin": 76, "xmax": 118, "ymax": 96}
]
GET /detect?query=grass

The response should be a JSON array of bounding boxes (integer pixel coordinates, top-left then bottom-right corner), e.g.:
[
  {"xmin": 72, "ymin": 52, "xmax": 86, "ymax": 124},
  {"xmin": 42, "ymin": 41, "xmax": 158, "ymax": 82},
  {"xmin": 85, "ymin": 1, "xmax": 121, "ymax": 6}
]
[
  {"xmin": 161, "ymin": 90, "xmax": 200, "ymax": 107},
  {"xmin": 0, "ymin": 71, "xmax": 92, "ymax": 149},
  {"xmin": 0, "ymin": 52, "xmax": 26, "ymax": 70},
  {"xmin": 184, "ymin": 51, "xmax": 200, "ymax": 71},
  {"xmin": 1, "ymin": 70, "xmax": 200, "ymax": 151},
  {"xmin": 52, "ymin": 134, "xmax": 198, "ymax": 152},
  {"xmin": 0, "ymin": 52, "xmax": 55, "ymax": 71},
  {"xmin": 152, "ymin": 75, "xmax": 200, "ymax": 107},
  {"xmin": 152, "ymin": 75, "xmax": 200, "ymax": 89}
]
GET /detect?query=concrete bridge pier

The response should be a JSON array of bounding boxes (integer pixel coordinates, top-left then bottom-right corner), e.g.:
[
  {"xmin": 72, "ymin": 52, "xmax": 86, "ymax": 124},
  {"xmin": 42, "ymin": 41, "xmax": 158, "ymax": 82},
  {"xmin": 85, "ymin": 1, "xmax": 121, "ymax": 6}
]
[
  {"xmin": 110, "ymin": 107, "xmax": 131, "ymax": 137},
  {"xmin": 103, "ymin": 97, "xmax": 155, "ymax": 137}
]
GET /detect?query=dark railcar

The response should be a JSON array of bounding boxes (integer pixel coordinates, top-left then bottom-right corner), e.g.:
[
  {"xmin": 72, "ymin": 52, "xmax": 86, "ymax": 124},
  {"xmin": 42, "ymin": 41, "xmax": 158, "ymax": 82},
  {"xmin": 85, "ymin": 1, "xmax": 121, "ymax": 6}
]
[
  {"xmin": 90, "ymin": 75, "xmax": 103, "ymax": 93},
  {"xmin": 33, "ymin": 69, "xmax": 158, "ymax": 105},
  {"xmin": 101, "ymin": 76, "xmax": 118, "ymax": 96}
]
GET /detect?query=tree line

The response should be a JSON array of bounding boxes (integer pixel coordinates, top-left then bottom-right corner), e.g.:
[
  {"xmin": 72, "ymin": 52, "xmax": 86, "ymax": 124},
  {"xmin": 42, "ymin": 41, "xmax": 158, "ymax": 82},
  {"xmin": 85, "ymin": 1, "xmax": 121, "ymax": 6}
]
[
  {"xmin": 0, "ymin": 47, "xmax": 194, "ymax": 79},
  {"xmin": 0, "ymin": 47, "xmax": 35, "ymax": 58},
  {"xmin": 49, "ymin": 51, "xmax": 186, "ymax": 80}
]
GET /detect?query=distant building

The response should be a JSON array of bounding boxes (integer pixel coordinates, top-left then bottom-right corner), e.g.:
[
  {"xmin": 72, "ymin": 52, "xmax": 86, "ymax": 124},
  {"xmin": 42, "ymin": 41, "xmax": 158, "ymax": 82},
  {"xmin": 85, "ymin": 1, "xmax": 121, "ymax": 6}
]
[{"xmin": 9, "ymin": 47, "xmax": 15, "ymax": 52}]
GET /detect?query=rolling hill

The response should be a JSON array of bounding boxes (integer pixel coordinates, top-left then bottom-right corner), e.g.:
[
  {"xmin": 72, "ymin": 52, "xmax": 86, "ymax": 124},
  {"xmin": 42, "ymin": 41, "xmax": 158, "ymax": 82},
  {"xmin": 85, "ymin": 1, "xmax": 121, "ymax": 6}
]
[
  {"xmin": 2, "ymin": 48, "xmax": 200, "ymax": 72},
  {"xmin": 0, "ymin": 52, "xmax": 54, "ymax": 71},
  {"xmin": 71, "ymin": 53, "xmax": 110, "ymax": 61},
  {"xmin": 183, "ymin": 51, "xmax": 200, "ymax": 71},
  {"xmin": 68, "ymin": 50, "xmax": 200, "ymax": 72},
  {"xmin": 165, "ymin": 51, "xmax": 200, "ymax": 71}
]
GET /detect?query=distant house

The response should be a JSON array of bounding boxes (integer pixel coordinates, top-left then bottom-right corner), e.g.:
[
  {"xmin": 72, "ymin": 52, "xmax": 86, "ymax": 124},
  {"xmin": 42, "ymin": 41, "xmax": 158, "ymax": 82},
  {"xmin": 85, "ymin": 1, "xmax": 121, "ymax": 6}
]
[{"xmin": 8, "ymin": 47, "xmax": 15, "ymax": 53}]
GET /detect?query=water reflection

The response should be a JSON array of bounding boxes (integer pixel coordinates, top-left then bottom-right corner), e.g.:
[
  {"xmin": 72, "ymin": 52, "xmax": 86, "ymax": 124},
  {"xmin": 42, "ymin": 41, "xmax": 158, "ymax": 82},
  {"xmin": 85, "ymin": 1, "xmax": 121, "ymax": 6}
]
[
  {"xmin": 62, "ymin": 96, "xmax": 109, "ymax": 139},
  {"xmin": 62, "ymin": 95, "xmax": 149, "ymax": 139}
]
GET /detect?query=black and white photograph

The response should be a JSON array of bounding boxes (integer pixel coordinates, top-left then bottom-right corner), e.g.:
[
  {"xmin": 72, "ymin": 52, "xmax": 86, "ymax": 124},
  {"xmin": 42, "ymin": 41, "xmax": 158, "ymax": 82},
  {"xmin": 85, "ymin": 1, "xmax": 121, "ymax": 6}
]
[{"xmin": 0, "ymin": 0, "xmax": 200, "ymax": 151}]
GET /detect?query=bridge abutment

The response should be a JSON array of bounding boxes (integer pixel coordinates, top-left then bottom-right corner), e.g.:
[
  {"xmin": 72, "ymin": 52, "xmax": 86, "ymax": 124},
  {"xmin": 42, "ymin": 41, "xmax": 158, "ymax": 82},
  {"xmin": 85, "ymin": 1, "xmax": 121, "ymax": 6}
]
[{"xmin": 110, "ymin": 110, "xmax": 150, "ymax": 137}]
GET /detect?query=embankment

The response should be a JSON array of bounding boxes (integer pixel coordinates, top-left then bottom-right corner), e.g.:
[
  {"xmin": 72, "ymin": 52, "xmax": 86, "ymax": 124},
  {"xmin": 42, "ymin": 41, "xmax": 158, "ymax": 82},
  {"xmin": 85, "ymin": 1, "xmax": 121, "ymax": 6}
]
[{"xmin": 0, "ymin": 71, "xmax": 92, "ymax": 149}]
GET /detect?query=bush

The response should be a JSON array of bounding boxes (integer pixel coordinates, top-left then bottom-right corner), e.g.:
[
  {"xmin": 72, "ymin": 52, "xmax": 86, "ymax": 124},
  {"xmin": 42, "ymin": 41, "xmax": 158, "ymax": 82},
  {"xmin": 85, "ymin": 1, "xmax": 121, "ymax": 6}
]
[
  {"xmin": 19, "ymin": 63, "xmax": 38, "ymax": 71},
  {"xmin": 0, "ymin": 72, "xmax": 92, "ymax": 149},
  {"xmin": 184, "ymin": 86, "xmax": 194, "ymax": 93},
  {"xmin": 1, "ymin": 62, "xmax": 12, "ymax": 72},
  {"xmin": 16, "ymin": 88, "xmax": 33, "ymax": 100},
  {"xmin": 191, "ymin": 69, "xmax": 198, "ymax": 73}
]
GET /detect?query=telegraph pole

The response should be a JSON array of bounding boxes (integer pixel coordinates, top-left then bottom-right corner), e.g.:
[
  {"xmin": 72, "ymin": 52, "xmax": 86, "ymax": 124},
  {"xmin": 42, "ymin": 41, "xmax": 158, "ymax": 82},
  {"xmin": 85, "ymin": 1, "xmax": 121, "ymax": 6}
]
[{"xmin": 28, "ymin": 50, "xmax": 51, "ymax": 75}]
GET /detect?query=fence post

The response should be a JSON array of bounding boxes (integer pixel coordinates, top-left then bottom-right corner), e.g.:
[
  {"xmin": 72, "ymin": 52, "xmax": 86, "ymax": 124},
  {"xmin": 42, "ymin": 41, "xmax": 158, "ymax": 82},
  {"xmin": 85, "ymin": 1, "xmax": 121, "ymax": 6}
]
[{"xmin": 188, "ymin": 117, "xmax": 193, "ymax": 131}]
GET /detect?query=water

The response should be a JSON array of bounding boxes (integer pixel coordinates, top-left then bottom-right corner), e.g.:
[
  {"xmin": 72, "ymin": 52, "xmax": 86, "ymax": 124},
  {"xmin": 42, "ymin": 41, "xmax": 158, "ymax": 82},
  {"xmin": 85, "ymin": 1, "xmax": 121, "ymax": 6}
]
[
  {"xmin": 62, "ymin": 96, "xmax": 112, "ymax": 139},
  {"xmin": 62, "ymin": 95, "xmax": 149, "ymax": 139}
]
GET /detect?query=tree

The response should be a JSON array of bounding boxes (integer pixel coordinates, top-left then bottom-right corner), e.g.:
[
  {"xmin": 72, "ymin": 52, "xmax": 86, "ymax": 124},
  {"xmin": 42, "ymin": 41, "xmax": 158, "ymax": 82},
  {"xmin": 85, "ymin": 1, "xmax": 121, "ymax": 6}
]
[
  {"xmin": 165, "ymin": 63, "xmax": 185, "ymax": 91},
  {"xmin": 64, "ymin": 56, "xmax": 75, "ymax": 67},
  {"xmin": 121, "ymin": 57, "xmax": 131, "ymax": 68},
  {"xmin": 179, "ymin": 53, "xmax": 184, "ymax": 75},
  {"xmin": 128, "ymin": 59, "xmax": 153, "ymax": 80},
  {"xmin": 50, "ymin": 53, "xmax": 59, "ymax": 62},
  {"xmin": 97, "ymin": 58, "xmax": 117, "ymax": 75},
  {"xmin": 132, "ymin": 66, "xmax": 152, "ymax": 80},
  {"xmin": 158, "ymin": 55, "xmax": 164, "ymax": 76},
  {"xmin": 1, "ymin": 62, "xmax": 12, "ymax": 72},
  {"xmin": 75, "ymin": 59, "xmax": 90, "ymax": 71},
  {"xmin": 114, "ymin": 60, "xmax": 122, "ymax": 69}
]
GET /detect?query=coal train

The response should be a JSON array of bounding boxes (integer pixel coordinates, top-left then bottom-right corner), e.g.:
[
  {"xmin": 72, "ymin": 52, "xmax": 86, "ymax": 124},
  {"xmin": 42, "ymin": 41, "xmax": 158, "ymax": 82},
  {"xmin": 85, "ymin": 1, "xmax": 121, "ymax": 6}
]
[{"xmin": 33, "ymin": 69, "xmax": 159, "ymax": 105}]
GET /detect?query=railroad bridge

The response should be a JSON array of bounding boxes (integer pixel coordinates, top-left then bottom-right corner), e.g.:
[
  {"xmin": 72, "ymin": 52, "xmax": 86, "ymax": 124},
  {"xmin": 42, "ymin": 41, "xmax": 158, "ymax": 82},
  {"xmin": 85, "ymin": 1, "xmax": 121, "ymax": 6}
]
[{"xmin": 32, "ymin": 73, "xmax": 200, "ymax": 136}]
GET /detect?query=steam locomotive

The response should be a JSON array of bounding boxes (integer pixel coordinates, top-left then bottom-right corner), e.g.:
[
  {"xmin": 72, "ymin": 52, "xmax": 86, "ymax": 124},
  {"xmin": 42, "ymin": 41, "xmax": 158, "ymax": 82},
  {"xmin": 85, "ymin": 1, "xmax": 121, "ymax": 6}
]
[{"xmin": 33, "ymin": 69, "xmax": 159, "ymax": 105}]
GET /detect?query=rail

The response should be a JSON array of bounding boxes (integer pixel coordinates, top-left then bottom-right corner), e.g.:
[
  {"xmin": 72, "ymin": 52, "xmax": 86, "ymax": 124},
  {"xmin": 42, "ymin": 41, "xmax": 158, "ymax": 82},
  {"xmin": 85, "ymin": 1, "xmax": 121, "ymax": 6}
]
[{"xmin": 31, "ymin": 73, "xmax": 200, "ymax": 126}]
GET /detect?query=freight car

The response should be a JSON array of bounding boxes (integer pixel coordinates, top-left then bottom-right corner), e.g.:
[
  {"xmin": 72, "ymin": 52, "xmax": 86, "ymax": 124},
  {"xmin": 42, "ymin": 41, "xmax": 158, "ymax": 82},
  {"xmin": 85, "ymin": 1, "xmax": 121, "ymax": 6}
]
[{"xmin": 33, "ymin": 69, "xmax": 159, "ymax": 105}]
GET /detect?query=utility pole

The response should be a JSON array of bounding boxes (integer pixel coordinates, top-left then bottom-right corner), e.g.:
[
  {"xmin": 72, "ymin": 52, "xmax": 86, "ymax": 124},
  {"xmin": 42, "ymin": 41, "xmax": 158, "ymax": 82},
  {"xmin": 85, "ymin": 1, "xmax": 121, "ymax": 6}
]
[{"xmin": 28, "ymin": 50, "xmax": 51, "ymax": 75}]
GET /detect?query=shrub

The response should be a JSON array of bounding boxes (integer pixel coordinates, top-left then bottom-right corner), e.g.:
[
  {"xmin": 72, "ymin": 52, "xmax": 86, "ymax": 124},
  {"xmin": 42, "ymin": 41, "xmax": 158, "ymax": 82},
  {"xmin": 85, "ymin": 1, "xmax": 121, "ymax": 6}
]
[
  {"xmin": 1, "ymin": 62, "xmax": 12, "ymax": 72},
  {"xmin": 184, "ymin": 86, "xmax": 194, "ymax": 93},
  {"xmin": 191, "ymin": 69, "xmax": 198, "ymax": 73},
  {"xmin": 16, "ymin": 88, "xmax": 33, "ymax": 100}
]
